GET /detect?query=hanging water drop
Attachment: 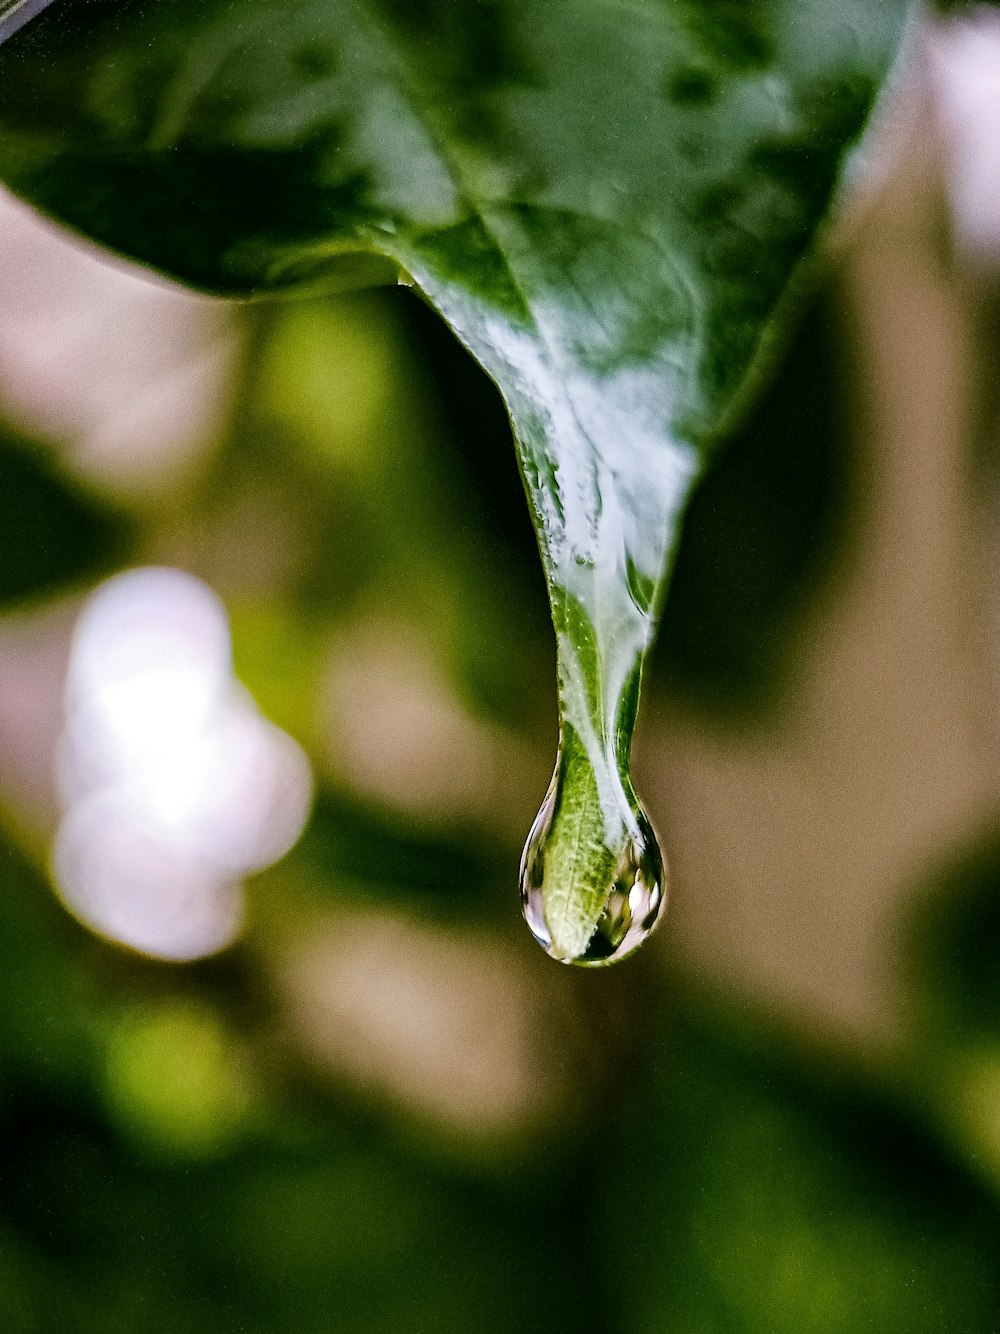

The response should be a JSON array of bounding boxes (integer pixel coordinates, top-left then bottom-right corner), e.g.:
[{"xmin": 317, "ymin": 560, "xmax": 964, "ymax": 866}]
[
  {"xmin": 506, "ymin": 442, "xmax": 688, "ymax": 967},
  {"xmin": 520, "ymin": 759, "xmax": 667, "ymax": 967}
]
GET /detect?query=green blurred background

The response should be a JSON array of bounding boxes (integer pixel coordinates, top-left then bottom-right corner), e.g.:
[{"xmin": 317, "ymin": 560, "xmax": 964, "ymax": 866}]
[{"xmin": 2, "ymin": 8, "xmax": 1000, "ymax": 1330}]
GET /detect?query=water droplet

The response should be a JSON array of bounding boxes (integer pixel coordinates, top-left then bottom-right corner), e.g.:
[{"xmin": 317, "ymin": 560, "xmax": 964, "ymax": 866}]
[{"xmin": 520, "ymin": 781, "xmax": 667, "ymax": 967}]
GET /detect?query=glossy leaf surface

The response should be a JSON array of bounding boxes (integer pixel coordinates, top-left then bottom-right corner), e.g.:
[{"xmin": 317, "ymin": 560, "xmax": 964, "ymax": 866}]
[{"xmin": 0, "ymin": 0, "xmax": 912, "ymax": 959}]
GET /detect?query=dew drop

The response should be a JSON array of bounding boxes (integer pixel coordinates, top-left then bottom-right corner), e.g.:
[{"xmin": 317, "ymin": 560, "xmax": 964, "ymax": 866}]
[{"xmin": 520, "ymin": 781, "xmax": 667, "ymax": 967}]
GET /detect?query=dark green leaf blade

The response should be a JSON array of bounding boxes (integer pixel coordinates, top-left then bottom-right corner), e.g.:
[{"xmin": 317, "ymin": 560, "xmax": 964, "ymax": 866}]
[{"xmin": 0, "ymin": 0, "xmax": 913, "ymax": 959}]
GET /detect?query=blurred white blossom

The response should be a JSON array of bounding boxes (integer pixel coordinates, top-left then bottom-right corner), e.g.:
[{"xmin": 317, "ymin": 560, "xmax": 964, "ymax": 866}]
[
  {"xmin": 931, "ymin": 9, "xmax": 1000, "ymax": 265},
  {"xmin": 53, "ymin": 567, "xmax": 312, "ymax": 959}
]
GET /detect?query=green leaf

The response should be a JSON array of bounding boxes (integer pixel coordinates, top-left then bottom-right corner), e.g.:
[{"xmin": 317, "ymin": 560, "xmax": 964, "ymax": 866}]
[{"xmin": 0, "ymin": 0, "xmax": 912, "ymax": 961}]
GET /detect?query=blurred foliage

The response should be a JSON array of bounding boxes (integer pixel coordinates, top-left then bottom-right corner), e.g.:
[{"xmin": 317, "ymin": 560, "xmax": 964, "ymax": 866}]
[
  {"xmin": 657, "ymin": 289, "xmax": 854, "ymax": 715},
  {"xmin": 908, "ymin": 832, "xmax": 1000, "ymax": 1045},
  {"xmin": 0, "ymin": 833, "xmax": 602, "ymax": 1334},
  {"xmin": 5, "ymin": 821, "xmax": 1000, "ymax": 1331},
  {"xmin": 0, "ymin": 427, "xmax": 131, "ymax": 608},
  {"xmin": 609, "ymin": 1005, "xmax": 1000, "ymax": 1333},
  {"xmin": 287, "ymin": 788, "xmax": 509, "ymax": 918},
  {"xmin": 901, "ymin": 833, "xmax": 1000, "ymax": 1197}
]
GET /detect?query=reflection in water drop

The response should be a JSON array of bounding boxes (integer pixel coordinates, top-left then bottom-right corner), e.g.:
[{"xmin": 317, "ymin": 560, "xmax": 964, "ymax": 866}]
[{"xmin": 520, "ymin": 779, "xmax": 667, "ymax": 967}]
